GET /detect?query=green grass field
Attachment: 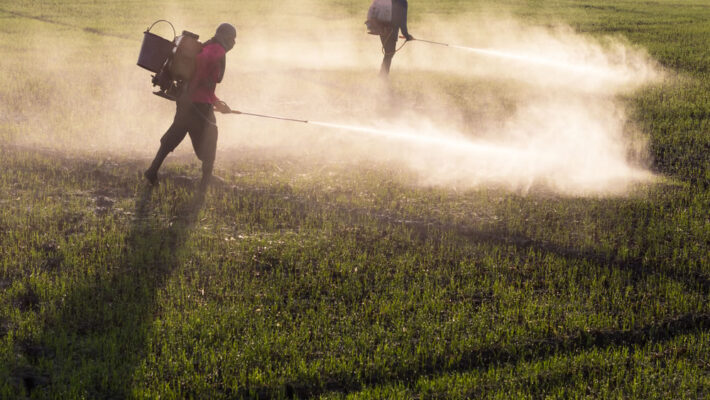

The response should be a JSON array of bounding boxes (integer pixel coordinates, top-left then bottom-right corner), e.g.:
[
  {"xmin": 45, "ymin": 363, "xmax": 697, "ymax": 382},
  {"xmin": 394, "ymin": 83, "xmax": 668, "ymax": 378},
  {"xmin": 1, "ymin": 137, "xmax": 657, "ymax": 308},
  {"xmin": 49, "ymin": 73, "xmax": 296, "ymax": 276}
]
[{"xmin": 1, "ymin": 0, "xmax": 709, "ymax": 398}]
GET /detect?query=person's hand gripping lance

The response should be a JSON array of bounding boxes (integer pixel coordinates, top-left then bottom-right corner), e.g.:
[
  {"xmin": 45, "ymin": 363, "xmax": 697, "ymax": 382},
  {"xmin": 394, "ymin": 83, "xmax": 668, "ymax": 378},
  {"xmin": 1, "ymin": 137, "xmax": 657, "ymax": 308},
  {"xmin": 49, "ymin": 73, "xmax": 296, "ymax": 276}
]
[{"xmin": 214, "ymin": 100, "xmax": 232, "ymax": 114}]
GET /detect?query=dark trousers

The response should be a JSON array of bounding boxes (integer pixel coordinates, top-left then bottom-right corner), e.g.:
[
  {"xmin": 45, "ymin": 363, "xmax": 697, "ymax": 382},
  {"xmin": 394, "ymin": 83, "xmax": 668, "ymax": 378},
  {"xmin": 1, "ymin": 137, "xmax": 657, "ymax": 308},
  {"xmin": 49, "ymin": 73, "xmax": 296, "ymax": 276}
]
[
  {"xmin": 152, "ymin": 100, "xmax": 218, "ymax": 178},
  {"xmin": 380, "ymin": 26, "xmax": 398, "ymax": 76}
]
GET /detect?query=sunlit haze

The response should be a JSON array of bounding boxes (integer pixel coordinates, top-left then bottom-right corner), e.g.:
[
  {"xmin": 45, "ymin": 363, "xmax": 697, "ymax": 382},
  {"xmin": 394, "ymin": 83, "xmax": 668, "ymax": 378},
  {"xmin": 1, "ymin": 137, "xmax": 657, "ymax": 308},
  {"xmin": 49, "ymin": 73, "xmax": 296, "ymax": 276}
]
[{"xmin": 6, "ymin": 3, "xmax": 664, "ymax": 196}]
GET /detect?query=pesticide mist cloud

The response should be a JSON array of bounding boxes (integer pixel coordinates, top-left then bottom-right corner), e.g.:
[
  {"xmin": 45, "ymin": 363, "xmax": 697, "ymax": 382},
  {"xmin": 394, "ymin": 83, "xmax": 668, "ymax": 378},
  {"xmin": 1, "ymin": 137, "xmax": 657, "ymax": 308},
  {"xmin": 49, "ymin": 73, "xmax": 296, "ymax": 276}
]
[
  {"xmin": 8, "ymin": 3, "xmax": 663, "ymax": 196},
  {"xmin": 217, "ymin": 11, "xmax": 662, "ymax": 195}
]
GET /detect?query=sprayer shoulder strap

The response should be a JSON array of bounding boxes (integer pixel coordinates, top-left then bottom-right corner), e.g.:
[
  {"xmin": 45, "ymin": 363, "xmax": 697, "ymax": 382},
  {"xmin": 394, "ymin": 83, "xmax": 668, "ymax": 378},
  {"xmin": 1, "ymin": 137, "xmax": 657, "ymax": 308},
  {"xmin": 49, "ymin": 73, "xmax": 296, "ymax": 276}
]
[{"xmin": 217, "ymin": 54, "xmax": 225, "ymax": 83}]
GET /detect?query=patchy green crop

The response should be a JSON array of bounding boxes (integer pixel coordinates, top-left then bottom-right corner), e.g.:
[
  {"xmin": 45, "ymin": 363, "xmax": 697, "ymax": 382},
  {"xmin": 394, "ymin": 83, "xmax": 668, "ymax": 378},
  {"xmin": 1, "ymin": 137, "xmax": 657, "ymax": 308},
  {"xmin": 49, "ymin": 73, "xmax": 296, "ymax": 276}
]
[{"xmin": 1, "ymin": 0, "xmax": 709, "ymax": 399}]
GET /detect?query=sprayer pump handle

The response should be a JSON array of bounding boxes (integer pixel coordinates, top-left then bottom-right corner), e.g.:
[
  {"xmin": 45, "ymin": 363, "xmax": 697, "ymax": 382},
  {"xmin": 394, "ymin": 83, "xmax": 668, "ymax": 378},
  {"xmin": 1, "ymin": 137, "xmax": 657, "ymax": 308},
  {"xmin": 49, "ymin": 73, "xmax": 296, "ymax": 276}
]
[{"xmin": 146, "ymin": 19, "xmax": 176, "ymax": 40}]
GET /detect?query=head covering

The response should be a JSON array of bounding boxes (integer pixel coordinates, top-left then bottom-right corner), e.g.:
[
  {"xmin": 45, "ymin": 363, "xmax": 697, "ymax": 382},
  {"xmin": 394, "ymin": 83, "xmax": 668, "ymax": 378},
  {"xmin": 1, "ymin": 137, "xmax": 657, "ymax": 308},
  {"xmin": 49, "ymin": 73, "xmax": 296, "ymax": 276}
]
[
  {"xmin": 216, "ymin": 23, "xmax": 237, "ymax": 39},
  {"xmin": 214, "ymin": 23, "xmax": 237, "ymax": 51}
]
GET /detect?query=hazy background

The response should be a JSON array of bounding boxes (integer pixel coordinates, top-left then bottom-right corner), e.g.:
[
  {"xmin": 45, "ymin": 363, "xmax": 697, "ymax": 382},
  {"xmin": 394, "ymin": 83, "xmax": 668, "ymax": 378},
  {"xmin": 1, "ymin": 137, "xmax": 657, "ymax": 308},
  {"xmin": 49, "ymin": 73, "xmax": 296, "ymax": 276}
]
[{"xmin": 0, "ymin": 0, "xmax": 664, "ymax": 195}]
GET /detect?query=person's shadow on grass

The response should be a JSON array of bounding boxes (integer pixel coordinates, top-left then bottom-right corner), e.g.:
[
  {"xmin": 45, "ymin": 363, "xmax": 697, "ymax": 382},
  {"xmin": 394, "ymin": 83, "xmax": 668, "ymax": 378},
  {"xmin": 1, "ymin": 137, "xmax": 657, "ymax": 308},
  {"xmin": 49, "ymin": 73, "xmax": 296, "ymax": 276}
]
[{"xmin": 14, "ymin": 184, "xmax": 206, "ymax": 397}]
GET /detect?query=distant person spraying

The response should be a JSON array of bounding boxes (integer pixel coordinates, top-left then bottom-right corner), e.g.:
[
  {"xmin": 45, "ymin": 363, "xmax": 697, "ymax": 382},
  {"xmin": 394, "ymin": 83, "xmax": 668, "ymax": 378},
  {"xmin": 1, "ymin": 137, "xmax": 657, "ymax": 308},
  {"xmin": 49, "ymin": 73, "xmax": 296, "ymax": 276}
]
[
  {"xmin": 145, "ymin": 23, "xmax": 237, "ymax": 190},
  {"xmin": 366, "ymin": 0, "xmax": 414, "ymax": 76}
]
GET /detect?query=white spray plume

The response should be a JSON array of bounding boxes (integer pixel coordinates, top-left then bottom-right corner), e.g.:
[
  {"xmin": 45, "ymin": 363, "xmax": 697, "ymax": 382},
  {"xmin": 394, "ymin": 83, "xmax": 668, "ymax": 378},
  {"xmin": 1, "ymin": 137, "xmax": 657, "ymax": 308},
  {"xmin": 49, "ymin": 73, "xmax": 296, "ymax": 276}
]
[{"xmin": 6, "ymin": 4, "xmax": 663, "ymax": 196}]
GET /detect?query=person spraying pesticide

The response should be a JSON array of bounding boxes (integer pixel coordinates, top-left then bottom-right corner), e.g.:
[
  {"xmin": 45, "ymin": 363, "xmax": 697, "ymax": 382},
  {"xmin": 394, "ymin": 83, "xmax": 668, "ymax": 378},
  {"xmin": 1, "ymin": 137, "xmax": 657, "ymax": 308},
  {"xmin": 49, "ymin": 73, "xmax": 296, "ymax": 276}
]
[
  {"xmin": 144, "ymin": 23, "xmax": 237, "ymax": 190},
  {"xmin": 365, "ymin": 0, "xmax": 414, "ymax": 76}
]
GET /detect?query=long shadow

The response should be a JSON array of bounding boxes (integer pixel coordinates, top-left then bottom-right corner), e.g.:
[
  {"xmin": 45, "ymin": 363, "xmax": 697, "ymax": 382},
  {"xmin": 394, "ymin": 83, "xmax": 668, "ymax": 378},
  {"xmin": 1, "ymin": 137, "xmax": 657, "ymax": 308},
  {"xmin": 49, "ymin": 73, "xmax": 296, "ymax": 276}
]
[
  {"xmin": 15, "ymin": 182, "xmax": 703, "ymax": 397},
  {"xmin": 329, "ymin": 193, "xmax": 709, "ymax": 297},
  {"xmin": 235, "ymin": 198, "xmax": 710, "ymax": 398},
  {"xmin": 446, "ymin": 224, "xmax": 710, "ymax": 296},
  {"xmin": 279, "ymin": 220, "xmax": 710, "ymax": 398},
  {"xmin": 362, "ymin": 204, "xmax": 709, "ymax": 297},
  {"xmin": 268, "ymin": 312, "xmax": 710, "ymax": 399},
  {"xmin": 202, "ymin": 185, "xmax": 707, "ymax": 398},
  {"xmin": 14, "ymin": 185, "xmax": 206, "ymax": 397}
]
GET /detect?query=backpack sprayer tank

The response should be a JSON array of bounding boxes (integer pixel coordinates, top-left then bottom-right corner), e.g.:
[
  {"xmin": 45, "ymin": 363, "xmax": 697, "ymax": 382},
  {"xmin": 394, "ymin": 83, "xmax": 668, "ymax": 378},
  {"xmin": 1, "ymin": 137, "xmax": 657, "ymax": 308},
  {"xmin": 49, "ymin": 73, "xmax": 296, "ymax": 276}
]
[
  {"xmin": 365, "ymin": 0, "xmax": 392, "ymax": 35},
  {"xmin": 137, "ymin": 20, "xmax": 201, "ymax": 101}
]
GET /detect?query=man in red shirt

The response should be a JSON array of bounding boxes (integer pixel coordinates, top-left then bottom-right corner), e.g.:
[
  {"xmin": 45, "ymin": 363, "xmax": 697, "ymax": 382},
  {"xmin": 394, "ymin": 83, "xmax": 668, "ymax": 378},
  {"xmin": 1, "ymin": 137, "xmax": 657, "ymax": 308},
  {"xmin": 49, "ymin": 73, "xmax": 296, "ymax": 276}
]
[{"xmin": 145, "ymin": 23, "xmax": 237, "ymax": 190}]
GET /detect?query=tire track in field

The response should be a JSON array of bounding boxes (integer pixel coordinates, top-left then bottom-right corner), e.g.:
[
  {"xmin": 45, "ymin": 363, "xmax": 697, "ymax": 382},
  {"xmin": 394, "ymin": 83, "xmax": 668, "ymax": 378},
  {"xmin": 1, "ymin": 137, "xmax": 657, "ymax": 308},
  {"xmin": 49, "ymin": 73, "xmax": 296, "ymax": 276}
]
[{"xmin": 0, "ymin": 8, "xmax": 135, "ymax": 41}]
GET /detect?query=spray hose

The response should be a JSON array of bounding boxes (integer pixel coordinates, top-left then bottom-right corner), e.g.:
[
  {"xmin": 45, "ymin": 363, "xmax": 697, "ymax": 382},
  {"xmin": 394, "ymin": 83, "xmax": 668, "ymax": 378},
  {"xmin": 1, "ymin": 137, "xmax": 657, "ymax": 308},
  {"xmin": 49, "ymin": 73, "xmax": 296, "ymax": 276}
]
[
  {"xmin": 384, "ymin": 35, "xmax": 454, "ymax": 57},
  {"xmin": 381, "ymin": 29, "xmax": 409, "ymax": 56}
]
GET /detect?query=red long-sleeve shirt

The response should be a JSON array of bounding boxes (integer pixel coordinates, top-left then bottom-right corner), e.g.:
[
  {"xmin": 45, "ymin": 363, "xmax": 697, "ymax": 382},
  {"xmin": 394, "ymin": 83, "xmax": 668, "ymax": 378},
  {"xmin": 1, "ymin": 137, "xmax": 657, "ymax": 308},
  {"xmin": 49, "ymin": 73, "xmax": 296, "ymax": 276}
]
[{"xmin": 189, "ymin": 42, "xmax": 225, "ymax": 104}]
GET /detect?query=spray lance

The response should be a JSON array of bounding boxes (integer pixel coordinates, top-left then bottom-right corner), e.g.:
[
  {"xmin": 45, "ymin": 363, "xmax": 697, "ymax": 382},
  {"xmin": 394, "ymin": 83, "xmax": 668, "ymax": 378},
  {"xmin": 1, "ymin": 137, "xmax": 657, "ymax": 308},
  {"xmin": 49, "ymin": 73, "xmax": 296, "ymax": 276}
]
[
  {"xmin": 400, "ymin": 36, "xmax": 448, "ymax": 47},
  {"xmin": 228, "ymin": 110, "xmax": 308, "ymax": 124},
  {"xmin": 137, "ymin": 20, "xmax": 202, "ymax": 101},
  {"xmin": 224, "ymin": 109, "xmax": 367, "ymax": 133},
  {"xmin": 224, "ymin": 108, "xmax": 531, "ymax": 163}
]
